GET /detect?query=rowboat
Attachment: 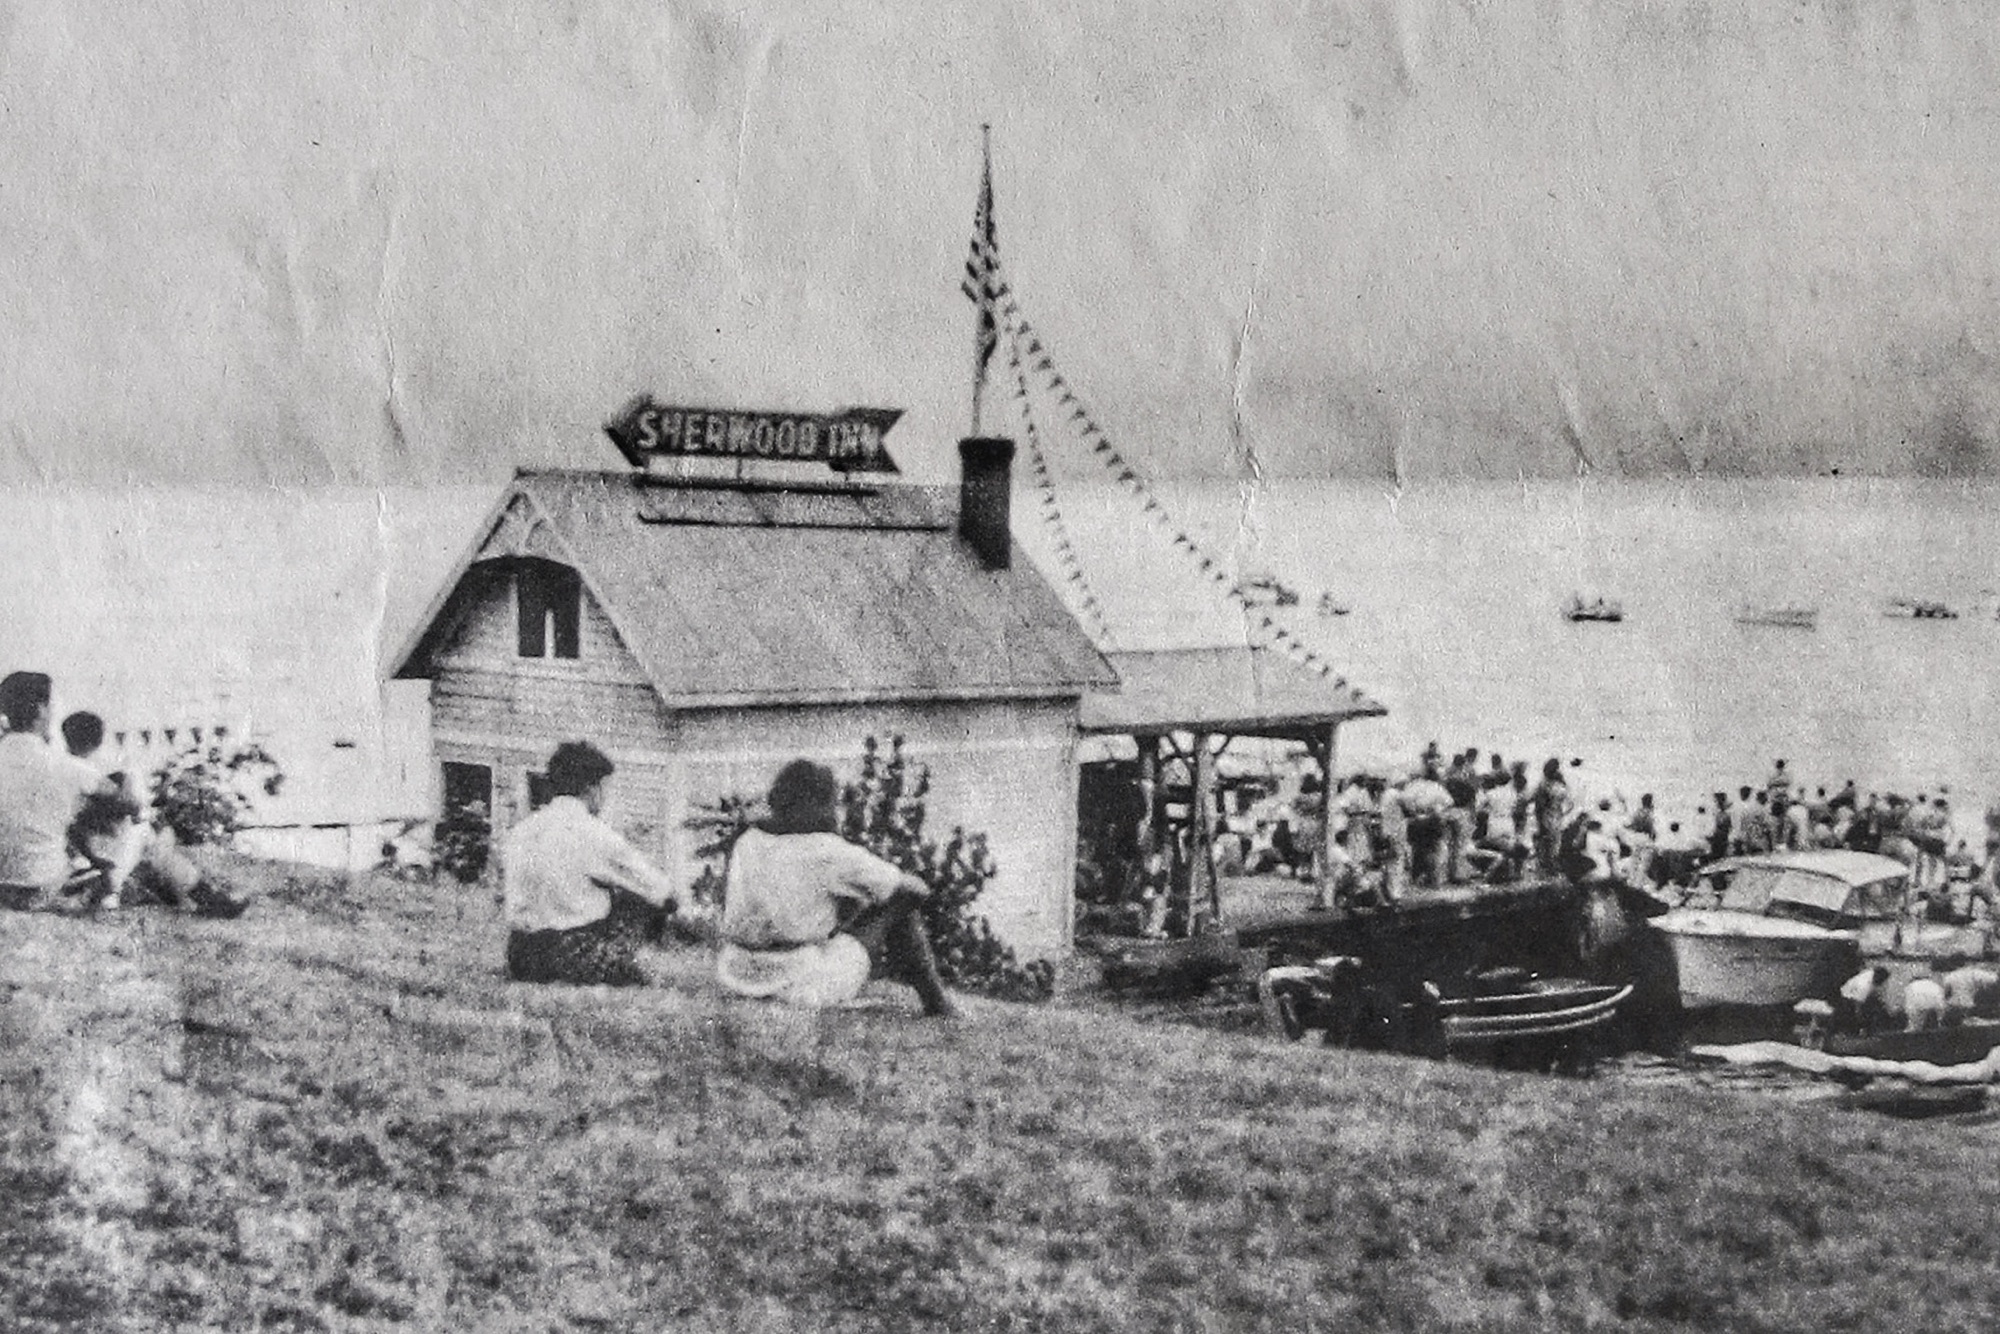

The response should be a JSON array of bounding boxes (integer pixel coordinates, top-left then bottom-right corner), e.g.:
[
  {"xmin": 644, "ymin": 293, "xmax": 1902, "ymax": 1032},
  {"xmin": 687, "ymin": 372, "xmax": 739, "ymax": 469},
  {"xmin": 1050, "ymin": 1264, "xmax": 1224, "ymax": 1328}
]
[
  {"xmin": 1563, "ymin": 593, "xmax": 1624, "ymax": 623},
  {"xmin": 1735, "ymin": 604, "xmax": 1818, "ymax": 629},
  {"xmin": 1261, "ymin": 957, "xmax": 1631, "ymax": 1064},
  {"xmin": 1884, "ymin": 598, "xmax": 1958, "ymax": 620}
]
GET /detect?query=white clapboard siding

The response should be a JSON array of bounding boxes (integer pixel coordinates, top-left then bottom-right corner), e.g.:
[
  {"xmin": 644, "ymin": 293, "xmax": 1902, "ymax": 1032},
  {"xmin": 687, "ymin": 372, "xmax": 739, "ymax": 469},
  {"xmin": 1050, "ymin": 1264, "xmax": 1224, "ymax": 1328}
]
[
  {"xmin": 673, "ymin": 698, "xmax": 1081, "ymax": 958},
  {"xmin": 431, "ymin": 669, "xmax": 673, "ymax": 751}
]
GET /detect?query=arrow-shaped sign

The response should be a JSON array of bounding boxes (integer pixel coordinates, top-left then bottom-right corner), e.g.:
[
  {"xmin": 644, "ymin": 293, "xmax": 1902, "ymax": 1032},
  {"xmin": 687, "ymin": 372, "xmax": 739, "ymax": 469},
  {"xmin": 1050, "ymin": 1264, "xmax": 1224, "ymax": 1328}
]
[{"xmin": 604, "ymin": 397, "xmax": 904, "ymax": 474}]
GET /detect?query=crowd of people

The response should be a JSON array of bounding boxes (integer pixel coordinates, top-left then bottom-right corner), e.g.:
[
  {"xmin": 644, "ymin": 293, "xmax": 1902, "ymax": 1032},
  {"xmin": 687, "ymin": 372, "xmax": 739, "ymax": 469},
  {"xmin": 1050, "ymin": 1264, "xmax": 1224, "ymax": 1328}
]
[
  {"xmin": 0, "ymin": 670, "xmax": 245, "ymax": 917},
  {"xmin": 1228, "ymin": 741, "xmax": 2000, "ymax": 920}
]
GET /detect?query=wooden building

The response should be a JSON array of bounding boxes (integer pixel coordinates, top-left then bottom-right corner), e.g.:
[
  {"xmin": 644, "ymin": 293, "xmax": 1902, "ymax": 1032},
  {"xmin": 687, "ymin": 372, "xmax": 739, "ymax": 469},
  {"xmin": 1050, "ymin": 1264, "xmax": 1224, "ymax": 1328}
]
[{"xmin": 390, "ymin": 438, "xmax": 1116, "ymax": 958}]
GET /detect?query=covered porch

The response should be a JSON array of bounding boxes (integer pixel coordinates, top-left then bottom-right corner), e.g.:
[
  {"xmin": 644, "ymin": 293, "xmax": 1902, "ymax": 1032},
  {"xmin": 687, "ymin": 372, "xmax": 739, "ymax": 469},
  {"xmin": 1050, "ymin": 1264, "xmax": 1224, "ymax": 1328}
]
[{"xmin": 1078, "ymin": 645, "xmax": 1386, "ymax": 939}]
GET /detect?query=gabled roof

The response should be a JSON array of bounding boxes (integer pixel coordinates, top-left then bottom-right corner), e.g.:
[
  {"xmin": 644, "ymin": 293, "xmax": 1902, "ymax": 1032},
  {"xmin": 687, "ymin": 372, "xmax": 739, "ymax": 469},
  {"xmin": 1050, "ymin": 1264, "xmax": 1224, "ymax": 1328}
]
[
  {"xmin": 1079, "ymin": 645, "xmax": 1386, "ymax": 739},
  {"xmin": 392, "ymin": 469, "xmax": 1117, "ymax": 709}
]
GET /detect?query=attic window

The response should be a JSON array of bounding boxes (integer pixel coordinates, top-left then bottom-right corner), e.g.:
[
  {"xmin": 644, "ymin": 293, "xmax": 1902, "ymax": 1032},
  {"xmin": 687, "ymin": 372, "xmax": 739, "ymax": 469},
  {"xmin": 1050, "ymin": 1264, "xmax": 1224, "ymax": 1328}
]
[{"xmin": 515, "ymin": 560, "xmax": 581, "ymax": 660}]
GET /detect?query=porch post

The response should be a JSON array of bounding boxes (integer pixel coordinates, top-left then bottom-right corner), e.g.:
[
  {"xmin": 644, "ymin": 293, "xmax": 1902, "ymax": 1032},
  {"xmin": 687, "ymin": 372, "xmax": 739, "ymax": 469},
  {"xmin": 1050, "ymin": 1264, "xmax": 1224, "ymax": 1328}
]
[
  {"xmin": 1315, "ymin": 723, "xmax": 1341, "ymax": 912},
  {"xmin": 1191, "ymin": 732, "xmax": 1218, "ymax": 933}
]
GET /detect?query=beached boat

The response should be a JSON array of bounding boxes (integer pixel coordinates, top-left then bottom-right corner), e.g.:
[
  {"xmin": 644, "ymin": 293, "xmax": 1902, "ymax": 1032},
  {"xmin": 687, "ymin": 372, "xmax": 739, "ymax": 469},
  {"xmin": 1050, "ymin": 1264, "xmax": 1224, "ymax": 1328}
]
[
  {"xmin": 1826, "ymin": 1019, "xmax": 2000, "ymax": 1066},
  {"xmin": 1735, "ymin": 604, "xmax": 1818, "ymax": 629},
  {"xmin": 1884, "ymin": 597, "xmax": 1959, "ymax": 620},
  {"xmin": 1648, "ymin": 851, "xmax": 1910, "ymax": 1009},
  {"xmin": 1261, "ymin": 957, "xmax": 1630, "ymax": 1065},
  {"xmin": 1562, "ymin": 593, "xmax": 1624, "ymax": 623}
]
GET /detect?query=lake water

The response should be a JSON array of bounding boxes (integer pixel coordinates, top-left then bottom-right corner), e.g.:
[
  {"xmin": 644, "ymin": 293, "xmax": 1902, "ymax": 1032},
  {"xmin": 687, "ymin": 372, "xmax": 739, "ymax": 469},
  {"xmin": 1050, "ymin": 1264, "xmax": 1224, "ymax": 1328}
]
[
  {"xmin": 1037, "ymin": 475, "xmax": 2000, "ymax": 837},
  {"xmin": 3, "ymin": 476, "xmax": 1997, "ymax": 850}
]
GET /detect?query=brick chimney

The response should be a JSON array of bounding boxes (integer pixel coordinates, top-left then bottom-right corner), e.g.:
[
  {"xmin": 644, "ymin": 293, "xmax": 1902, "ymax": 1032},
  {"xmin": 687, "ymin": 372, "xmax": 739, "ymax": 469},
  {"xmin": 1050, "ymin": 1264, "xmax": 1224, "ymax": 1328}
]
[{"xmin": 958, "ymin": 436, "xmax": 1014, "ymax": 570}]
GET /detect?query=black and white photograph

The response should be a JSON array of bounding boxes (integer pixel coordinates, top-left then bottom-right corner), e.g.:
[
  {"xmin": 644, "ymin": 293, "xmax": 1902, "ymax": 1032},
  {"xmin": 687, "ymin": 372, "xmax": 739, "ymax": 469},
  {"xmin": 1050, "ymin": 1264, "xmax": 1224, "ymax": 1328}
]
[{"xmin": 4, "ymin": 3, "xmax": 2000, "ymax": 1329}]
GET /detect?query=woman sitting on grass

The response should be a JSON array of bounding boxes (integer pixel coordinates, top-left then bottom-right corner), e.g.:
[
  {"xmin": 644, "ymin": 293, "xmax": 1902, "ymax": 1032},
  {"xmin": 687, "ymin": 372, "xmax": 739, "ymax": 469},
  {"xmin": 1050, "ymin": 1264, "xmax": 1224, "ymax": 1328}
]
[
  {"xmin": 502, "ymin": 741, "xmax": 680, "ymax": 987},
  {"xmin": 715, "ymin": 759, "xmax": 957, "ymax": 1018}
]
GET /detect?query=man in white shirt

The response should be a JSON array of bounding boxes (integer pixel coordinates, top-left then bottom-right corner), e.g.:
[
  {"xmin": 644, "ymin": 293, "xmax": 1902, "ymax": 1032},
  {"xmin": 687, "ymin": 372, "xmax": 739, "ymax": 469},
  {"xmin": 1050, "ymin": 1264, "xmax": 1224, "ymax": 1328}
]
[
  {"xmin": 502, "ymin": 740, "xmax": 680, "ymax": 986},
  {"xmin": 0, "ymin": 672, "xmax": 118, "ymax": 909}
]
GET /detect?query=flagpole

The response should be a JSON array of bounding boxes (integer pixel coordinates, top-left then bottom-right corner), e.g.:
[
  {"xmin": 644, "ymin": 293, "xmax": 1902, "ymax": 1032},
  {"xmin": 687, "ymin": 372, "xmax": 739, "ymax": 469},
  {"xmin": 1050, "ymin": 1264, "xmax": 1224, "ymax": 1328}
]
[{"xmin": 971, "ymin": 123, "xmax": 992, "ymax": 438}]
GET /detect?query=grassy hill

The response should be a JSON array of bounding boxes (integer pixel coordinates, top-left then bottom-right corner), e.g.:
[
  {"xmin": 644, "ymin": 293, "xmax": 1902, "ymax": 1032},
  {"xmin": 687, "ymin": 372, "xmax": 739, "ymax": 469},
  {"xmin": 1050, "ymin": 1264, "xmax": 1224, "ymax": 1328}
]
[{"xmin": 3, "ymin": 855, "xmax": 1997, "ymax": 1332}]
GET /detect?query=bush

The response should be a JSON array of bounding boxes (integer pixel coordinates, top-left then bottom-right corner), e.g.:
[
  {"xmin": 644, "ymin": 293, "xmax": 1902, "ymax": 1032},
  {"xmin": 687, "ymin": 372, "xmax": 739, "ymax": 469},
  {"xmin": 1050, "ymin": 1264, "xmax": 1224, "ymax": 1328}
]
[
  {"xmin": 148, "ymin": 742, "xmax": 284, "ymax": 847},
  {"xmin": 685, "ymin": 736, "xmax": 1055, "ymax": 1002},
  {"xmin": 433, "ymin": 801, "xmax": 492, "ymax": 884}
]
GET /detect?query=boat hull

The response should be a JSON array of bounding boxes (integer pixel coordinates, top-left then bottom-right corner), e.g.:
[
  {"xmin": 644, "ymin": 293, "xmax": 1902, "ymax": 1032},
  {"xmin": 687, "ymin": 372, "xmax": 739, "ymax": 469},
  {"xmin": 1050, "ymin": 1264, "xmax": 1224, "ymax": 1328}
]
[{"xmin": 1650, "ymin": 912, "xmax": 1860, "ymax": 1009}]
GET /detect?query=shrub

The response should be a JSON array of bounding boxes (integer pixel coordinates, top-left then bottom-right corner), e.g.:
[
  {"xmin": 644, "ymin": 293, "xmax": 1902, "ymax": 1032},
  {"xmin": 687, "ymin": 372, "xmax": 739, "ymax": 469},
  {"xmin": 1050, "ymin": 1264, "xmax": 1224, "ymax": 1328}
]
[
  {"xmin": 685, "ymin": 736, "xmax": 1055, "ymax": 1001},
  {"xmin": 148, "ymin": 741, "xmax": 285, "ymax": 847},
  {"xmin": 433, "ymin": 801, "xmax": 492, "ymax": 884}
]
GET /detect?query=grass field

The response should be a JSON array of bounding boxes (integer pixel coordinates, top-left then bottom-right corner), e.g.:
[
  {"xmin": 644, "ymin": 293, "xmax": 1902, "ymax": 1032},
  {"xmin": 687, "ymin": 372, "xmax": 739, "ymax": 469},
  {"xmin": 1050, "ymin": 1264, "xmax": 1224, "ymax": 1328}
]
[{"xmin": 3, "ymin": 855, "xmax": 1998, "ymax": 1332}]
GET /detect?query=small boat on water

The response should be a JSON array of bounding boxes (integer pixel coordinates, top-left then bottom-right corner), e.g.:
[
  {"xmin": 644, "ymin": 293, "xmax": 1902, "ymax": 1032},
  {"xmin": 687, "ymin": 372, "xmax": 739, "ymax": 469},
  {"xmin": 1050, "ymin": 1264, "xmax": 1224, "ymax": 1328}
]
[
  {"xmin": 1562, "ymin": 593, "xmax": 1624, "ymax": 623},
  {"xmin": 1735, "ymin": 604, "xmax": 1818, "ymax": 629},
  {"xmin": 1884, "ymin": 597, "xmax": 1959, "ymax": 620},
  {"xmin": 1648, "ymin": 851, "xmax": 1911, "ymax": 1010}
]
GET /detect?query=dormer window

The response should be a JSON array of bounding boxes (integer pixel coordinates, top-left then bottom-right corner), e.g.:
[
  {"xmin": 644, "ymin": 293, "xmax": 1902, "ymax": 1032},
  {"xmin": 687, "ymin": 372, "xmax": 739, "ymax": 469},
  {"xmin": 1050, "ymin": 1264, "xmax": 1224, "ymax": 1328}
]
[{"xmin": 515, "ymin": 559, "xmax": 581, "ymax": 659}]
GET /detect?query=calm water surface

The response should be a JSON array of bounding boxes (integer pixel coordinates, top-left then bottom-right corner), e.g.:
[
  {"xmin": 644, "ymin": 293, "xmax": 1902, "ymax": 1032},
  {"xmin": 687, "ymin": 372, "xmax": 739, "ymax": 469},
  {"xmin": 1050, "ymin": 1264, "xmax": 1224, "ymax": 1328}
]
[{"xmin": 4, "ymin": 477, "xmax": 1997, "ymax": 838}]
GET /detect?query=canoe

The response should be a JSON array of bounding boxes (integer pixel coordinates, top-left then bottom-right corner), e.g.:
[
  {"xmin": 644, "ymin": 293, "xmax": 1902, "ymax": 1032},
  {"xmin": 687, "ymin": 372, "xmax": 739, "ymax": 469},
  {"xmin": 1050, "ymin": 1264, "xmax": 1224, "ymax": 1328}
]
[{"xmin": 1736, "ymin": 605, "xmax": 1818, "ymax": 629}]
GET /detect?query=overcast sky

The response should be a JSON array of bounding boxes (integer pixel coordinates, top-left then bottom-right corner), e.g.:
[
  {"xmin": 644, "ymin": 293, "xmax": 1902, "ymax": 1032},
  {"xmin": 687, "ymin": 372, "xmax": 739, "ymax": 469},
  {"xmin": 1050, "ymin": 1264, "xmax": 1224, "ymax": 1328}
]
[{"xmin": 4, "ymin": 0, "xmax": 1998, "ymax": 488}]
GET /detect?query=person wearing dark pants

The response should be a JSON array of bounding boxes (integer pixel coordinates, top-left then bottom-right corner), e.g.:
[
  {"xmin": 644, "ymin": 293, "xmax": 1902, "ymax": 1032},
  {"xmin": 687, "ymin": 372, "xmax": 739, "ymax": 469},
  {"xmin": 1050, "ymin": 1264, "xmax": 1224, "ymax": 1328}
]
[
  {"xmin": 715, "ymin": 759, "xmax": 957, "ymax": 1018},
  {"xmin": 501, "ymin": 740, "xmax": 679, "ymax": 987}
]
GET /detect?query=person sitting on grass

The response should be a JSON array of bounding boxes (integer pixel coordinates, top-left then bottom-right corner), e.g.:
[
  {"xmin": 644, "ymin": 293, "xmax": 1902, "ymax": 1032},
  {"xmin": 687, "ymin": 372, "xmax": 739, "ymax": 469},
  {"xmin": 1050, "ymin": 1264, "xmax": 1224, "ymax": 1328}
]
[
  {"xmin": 0, "ymin": 672, "xmax": 119, "ymax": 911},
  {"xmin": 59, "ymin": 710, "xmax": 247, "ymax": 918},
  {"xmin": 501, "ymin": 740, "xmax": 680, "ymax": 987},
  {"xmin": 715, "ymin": 759, "xmax": 958, "ymax": 1018}
]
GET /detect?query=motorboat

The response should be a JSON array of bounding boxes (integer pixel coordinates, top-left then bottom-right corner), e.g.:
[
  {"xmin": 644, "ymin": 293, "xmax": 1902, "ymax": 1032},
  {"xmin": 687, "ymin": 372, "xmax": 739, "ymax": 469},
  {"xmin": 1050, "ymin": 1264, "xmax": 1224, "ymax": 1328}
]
[
  {"xmin": 1648, "ymin": 851, "xmax": 1911, "ymax": 1010},
  {"xmin": 1884, "ymin": 597, "xmax": 1958, "ymax": 620},
  {"xmin": 1562, "ymin": 593, "xmax": 1624, "ymax": 623},
  {"xmin": 1735, "ymin": 604, "xmax": 1818, "ymax": 629}
]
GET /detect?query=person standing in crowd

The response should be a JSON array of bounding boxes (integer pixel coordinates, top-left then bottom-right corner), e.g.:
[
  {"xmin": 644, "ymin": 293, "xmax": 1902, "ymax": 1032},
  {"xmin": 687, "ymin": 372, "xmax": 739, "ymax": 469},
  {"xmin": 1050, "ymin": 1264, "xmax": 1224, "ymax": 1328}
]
[
  {"xmin": 1442, "ymin": 749, "xmax": 1480, "ymax": 884},
  {"xmin": 1581, "ymin": 815, "xmax": 1622, "ymax": 882},
  {"xmin": 1739, "ymin": 790, "xmax": 1775, "ymax": 855},
  {"xmin": 1627, "ymin": 793, "xmax": 1658, "ymax": 843},
  {"xmin": 1531, "ymin": 759, "xmax": 1569, "ymax": 876},
  {"xmin": 1378, "ymin": 780, "xmax": 1411, "ymax": 904},
  {"xmin": 1477, "ymin": 752, "xmax": 1509, "ymax": 842},
  {"xmin": 1845, "ymin": 794, "xmax": 1884, "ymax": 853},
  {"xmin": 1401, "ymin": 766, "xmax": 1453, "ymax": 888},
  {"xmin": 1792, "ymin": 800, "xmax": 1824, "ymax": 852},
  {"xmin": 502, "ymin": 740, "xmax": 681, "ymax": 987},
  {"xmin": 1766, "ymin": 759, "xmax": 1792, "ymax": 808},
  {"xmin": 0, "ymin": 672, "xmax": 122, "ymax": 910},
  {"xmin": 715, "ymin": 758, "xmax": 957, "ymax": 1017},
  {"xmin": 1917, "ymin": 795, "xmax": 1954, "ymax": 893},
  {"xmin": 1707, "ymin": 791, "xmax": 1733, "ymax": 863}
]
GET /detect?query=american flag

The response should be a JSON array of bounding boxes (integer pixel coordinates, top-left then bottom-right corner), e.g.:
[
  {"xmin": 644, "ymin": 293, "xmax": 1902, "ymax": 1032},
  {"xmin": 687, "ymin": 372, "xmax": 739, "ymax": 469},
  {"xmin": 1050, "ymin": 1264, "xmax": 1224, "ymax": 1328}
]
[{"xmin": 962, "ymin": 127, "xmax": 1007, "ymax": 428}]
